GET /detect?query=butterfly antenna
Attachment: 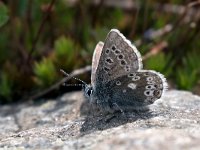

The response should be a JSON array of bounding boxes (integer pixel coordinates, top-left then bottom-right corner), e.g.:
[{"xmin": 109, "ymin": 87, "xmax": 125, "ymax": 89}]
[{"xmin": 60, "ymin": 69, "xmax": 88, "ymax": 87}]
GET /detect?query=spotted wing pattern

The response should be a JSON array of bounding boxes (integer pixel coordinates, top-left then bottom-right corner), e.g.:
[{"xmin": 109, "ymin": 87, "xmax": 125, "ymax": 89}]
[
  {"xmin": 95, "ymin": 29, "xmax": 143, "ymax": 85},
  {"xmin": 103, "ymin": 70, "xmax": 167, "ymax": 111}
]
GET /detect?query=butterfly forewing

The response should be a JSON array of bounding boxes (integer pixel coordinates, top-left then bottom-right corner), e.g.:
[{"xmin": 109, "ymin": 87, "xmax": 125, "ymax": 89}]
[
  {"xmin": 95, "ymin": 29, "xmax": 143, "ymax": 85},
  {"xmin": 91, "ymin": 41, "xmax": 104, "ymax": 87}
]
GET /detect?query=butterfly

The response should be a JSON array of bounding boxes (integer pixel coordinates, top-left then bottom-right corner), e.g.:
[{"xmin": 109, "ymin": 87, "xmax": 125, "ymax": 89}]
[{"xmin": 63, "ymin": 29, "xmax": 168, "ymax": 114}]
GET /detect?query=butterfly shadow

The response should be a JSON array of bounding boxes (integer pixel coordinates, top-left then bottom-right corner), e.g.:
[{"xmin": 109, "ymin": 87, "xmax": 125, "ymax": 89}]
[{"xmin": 79, "ymin": 101, "xmax": 158, "ymax": 136}]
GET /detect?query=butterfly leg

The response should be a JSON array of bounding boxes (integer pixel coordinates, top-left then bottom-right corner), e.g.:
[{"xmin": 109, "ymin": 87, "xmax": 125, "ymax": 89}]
[
  {"xmin": 112, "ymin": 103, "xmax": 135, "ymax": 121},
  {"xmin": 112, "ymin": 103, "xmax": 125, "ymax": 115},
  {"xmin": 104, "ymin": 114, "xmax": 117, "ymax": 123}
]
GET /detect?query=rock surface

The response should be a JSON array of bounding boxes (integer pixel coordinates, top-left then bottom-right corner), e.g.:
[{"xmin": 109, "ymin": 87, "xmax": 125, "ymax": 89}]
[{"xmin": 0, "ymin": 90, "xmax": 200, "ymax": 149}]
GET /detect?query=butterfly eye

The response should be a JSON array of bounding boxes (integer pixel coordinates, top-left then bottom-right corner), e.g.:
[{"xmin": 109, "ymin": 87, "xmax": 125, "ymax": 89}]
[
  {"xmin": 86, "ymin": 88, "xmax": 93, "ymax": 97},
  {"xmin": 84, "ymin": 86, "xmax": 93, "ymax": 98}
]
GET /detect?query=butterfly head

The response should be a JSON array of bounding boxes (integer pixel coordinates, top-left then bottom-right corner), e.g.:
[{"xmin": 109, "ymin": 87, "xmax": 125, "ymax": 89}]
[
  {"xmin": 60, "ymin": 69, "xmax": 94, "ymax": 98},
  {"xmin": 83, "ymin": 84, "xmax": 93, "ymax": 98}
]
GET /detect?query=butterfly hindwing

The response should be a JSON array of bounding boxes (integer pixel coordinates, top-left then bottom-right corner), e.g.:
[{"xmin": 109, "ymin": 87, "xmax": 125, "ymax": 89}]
[{"xmin": 105, "ymin": 70, "xmax": 167, "ymax": 111}]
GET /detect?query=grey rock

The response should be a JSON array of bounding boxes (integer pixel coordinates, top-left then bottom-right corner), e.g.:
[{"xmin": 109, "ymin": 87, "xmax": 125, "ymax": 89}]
[{"xmin": 0, "ymin": 90, "xmax": 200, "ymax": 149}]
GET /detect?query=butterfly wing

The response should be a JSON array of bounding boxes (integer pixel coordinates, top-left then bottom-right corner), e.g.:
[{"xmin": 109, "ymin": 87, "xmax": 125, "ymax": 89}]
[
  {"xmin": 105, "ymin": 70, "xmax": 168, "ymax": 111},
  {"xmin": 90, "ymin": 29, "xmax": 167, "ymax": 113},
  {"xmin": 95, "ymin": 29, "xmax": 143, "ymax": 85},
  {"xmin": 91, "ymin": 41, "xmax": 104, "ymax": 87}
]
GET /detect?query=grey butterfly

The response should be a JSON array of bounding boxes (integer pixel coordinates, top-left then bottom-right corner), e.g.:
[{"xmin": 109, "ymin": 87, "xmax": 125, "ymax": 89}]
[{"xmin": 84, "ymin": 29, "xmax": 168, "ymax": 113}]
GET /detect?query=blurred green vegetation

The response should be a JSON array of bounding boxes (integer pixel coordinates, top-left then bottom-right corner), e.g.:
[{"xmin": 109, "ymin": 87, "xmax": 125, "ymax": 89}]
[
  {"xmin": 0, "ymin": 2, "xmax": 9, "ymax": 27},
  {"xmin": 0, "ymin": 0, "xmax": 200, "ymax": 103}
]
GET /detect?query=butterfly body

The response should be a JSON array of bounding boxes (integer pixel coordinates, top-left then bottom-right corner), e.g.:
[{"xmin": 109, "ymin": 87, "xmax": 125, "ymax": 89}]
[{"xmin": 84, "ymin": 29, "xmax": 167, "ymax": 113}]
